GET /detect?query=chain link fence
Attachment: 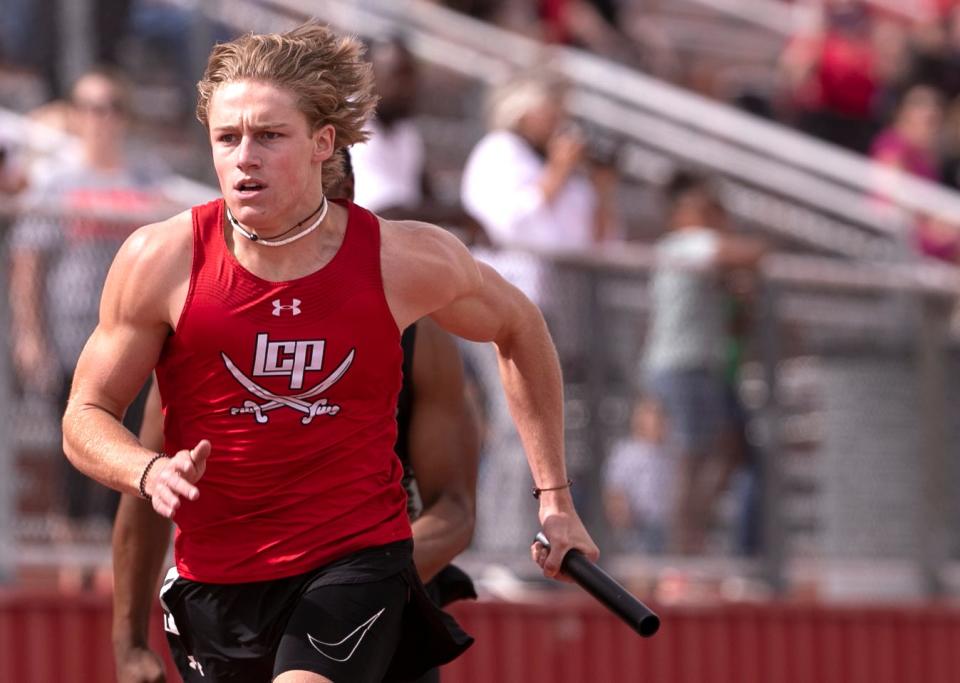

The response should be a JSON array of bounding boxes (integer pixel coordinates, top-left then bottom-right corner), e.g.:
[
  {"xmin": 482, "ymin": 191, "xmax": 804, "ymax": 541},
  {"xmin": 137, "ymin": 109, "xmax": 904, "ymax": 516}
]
[{"xmin": 458, "ymin": 245, "xmax": 960, "ymax": 600}]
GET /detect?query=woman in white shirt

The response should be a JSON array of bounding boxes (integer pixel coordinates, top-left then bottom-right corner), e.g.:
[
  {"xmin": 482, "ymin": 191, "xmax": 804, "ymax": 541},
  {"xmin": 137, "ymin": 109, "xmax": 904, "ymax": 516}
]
[{"xmin": 460, "ymin": 69, "xmax": 617, "ymax": 249}]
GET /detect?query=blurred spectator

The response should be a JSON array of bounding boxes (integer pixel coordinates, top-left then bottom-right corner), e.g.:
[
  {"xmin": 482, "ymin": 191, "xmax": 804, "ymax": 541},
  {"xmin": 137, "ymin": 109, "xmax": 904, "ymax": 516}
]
[
  {"xmin": 780, "ymin": 0, "xmax": 883, "ymax": 153},
  {"xmin": 869, "ymin": 85, "xmax": 960, "ymax": 263},
  {"xmin": 352, "ymin": 35, "xmax": 486, "ymax": 243},
  {"xmin": 460, "ymin": 67, "xmax": 619, "ymax": 356},
  {"xmin": 461, "ymin": 67, "xmax": 618, "ymax": 248},
  {"xmin": 352, "ymin": 36, "xmax": 424, "ymax": 214},
  {"xmin": 870, "ymin": 84, "xmax": 943, "ymax": 183},
  {"xmin": 7, "ymin": 66, "xmax": 174, "ymax": 565},
  {"xmin": 642, "ymin": 170, "xmax": 765, "ymax": 554},
  {"xmin": 603, "ymin": 397, "xmax": 675, "ymax": 554}
]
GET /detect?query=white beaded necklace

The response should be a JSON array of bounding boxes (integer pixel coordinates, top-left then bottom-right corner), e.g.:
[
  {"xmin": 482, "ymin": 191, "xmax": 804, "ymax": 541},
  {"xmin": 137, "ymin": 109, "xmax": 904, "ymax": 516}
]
[{"xmin": 226, "ymin": 196, "xmax": 328, "ymax": 247}]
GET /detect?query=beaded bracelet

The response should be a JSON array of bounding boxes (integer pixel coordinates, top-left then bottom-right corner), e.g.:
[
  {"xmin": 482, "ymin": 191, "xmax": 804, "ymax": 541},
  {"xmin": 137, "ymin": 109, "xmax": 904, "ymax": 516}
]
[{"xmin": 138, "ymin": 452, "xmax": 170, "ymax": 501}]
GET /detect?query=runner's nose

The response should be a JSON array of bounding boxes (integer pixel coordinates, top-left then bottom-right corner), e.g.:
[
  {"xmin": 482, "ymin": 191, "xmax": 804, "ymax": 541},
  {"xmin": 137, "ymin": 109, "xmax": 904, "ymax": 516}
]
[{"xmin": 236, "ymin": 136, "xmax": 261, "ymax": 171}]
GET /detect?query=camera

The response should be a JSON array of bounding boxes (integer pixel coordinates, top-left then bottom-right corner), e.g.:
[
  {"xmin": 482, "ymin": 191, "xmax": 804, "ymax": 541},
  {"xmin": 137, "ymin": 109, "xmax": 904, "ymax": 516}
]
[{"xmin": 577, "ymin": 121, "xmax": 621, "ymax": 168}]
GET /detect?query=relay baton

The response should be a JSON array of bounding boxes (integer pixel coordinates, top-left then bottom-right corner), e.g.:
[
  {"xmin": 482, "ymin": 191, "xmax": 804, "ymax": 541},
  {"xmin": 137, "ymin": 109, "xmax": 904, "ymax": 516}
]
[{"xmin": 535, "ymin": 532, "xmax": 660, "ymax": 637}]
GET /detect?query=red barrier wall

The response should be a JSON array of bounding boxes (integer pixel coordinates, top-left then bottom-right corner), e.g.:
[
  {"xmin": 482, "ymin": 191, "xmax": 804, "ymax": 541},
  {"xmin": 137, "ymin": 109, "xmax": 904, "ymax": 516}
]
[
  {"xmin": 445, "ymin": 597, "xmax": 960, "ymax": 683},
  {"xmin": 3, "ymin": 590, "xmax": 960, "ymax": 683}
]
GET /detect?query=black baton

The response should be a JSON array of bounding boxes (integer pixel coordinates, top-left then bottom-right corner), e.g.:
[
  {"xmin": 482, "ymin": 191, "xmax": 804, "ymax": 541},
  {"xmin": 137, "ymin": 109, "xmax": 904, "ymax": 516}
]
[{"xmin": 535, "ymin": 532, "xmax": 660, "ymax": 637}]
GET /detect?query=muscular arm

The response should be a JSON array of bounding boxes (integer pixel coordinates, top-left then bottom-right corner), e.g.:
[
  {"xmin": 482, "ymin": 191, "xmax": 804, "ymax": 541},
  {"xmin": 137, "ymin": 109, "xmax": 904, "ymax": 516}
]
[
  {"xmin": 407, "ymin": 319, "xmax": 480, "ymax": 583},
  {"xmin": 382, "ymin": 221, "xmax": 598, "ymax": 577},
  {"xmin": 112, "ymin": 381, "xmax": 172, "ymax": 682},
  {"xmin": 62, "ymin": 213, "xmax": 207, "ymax": 517}
]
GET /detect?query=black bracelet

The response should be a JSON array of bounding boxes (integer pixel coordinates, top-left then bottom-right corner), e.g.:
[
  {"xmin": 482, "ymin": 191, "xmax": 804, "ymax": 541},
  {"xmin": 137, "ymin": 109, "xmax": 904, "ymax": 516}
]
[
  {"xmin": 138, "ymin": 452, "xmax": 170, "ymax": 501},
  {"xmin": 532, "ymin": 478, "xmax": 573, "ymax": 499}
]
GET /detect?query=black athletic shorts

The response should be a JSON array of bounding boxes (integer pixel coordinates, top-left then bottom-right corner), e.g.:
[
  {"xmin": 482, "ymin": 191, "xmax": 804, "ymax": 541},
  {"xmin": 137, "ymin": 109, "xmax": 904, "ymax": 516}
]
[
  {"xmin": 408, "ymin": 564, "xmax": 478, "ymax": 683},
  {"xmin": 160, "ymin": 541, "xmax": 473, "ymax": 682}
]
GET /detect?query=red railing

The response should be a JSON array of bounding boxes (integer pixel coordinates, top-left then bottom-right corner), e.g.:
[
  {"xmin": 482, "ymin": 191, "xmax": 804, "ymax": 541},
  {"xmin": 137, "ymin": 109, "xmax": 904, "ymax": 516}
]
[{"xmin": 3, "ymin": 590, "xmax": 960, "ymax": 682}]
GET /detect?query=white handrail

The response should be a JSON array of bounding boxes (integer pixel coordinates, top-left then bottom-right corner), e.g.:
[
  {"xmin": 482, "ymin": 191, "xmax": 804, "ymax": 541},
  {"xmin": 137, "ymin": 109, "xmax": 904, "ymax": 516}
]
[
  {"xmin": 568, "ymin": 91, "xmax": 909, "ymax": 237},
  {"xmin": 563, "ymin": 51, "xmax": 960, "ymax": 224},
  {"xmin": 488, "ymin": 240, "xmax": 960, "ymax": 296}
]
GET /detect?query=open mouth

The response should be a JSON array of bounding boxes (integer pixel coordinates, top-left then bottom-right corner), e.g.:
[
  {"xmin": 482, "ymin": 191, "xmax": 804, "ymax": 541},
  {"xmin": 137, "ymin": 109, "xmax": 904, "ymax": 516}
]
[{"xmin": 235, "ymin": 180, "xmax": 266, "ymax": 194}]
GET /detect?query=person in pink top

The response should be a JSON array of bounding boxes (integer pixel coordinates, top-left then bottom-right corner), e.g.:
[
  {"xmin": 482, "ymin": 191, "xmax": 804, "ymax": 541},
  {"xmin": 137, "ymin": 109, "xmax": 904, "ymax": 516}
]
[
  {"xmin": 870, "ymin": 85, "xmax": 960, "ymax": 263},
  {"xmin": 870, "ymin": 84, "xmax": 943, "ymax": 183}
]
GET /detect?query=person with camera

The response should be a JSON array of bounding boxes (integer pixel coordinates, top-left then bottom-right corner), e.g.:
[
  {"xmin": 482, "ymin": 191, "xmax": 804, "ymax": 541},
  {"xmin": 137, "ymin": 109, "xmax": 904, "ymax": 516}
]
[{"xmin": 460, "ymin": 67, "xmax": 619, "ymax": 250}]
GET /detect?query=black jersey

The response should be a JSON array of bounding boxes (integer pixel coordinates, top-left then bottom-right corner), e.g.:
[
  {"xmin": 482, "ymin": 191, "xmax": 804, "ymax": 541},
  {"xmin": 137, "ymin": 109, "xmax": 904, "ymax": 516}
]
[{"xmin": 397, "ymin": 325, "xmax": 421, "ymax": 520}]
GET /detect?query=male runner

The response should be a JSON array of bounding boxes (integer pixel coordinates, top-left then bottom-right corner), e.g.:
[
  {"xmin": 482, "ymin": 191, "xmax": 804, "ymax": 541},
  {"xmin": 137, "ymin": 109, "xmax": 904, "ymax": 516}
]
[{"xmin": 64, "ymin": 22, "xmax": 596, "ymax": 682}]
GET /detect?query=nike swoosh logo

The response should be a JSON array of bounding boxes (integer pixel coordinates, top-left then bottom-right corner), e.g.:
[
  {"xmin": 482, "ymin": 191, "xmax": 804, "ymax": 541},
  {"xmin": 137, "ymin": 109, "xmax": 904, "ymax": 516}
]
[{"xmin": 307, "ymin": 608, "xmax": 386, "ymax": 662}]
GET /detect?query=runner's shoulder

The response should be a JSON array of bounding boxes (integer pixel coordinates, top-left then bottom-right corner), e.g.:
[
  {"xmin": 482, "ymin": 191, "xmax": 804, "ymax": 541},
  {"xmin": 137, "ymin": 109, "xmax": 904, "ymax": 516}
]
[
  {"xmin": 117, "ymin": 209, "xmax": 193, "ymax": 277},
  {"xmin": 380, "ymin": 218, "xmax": 481, "ymax": 293}
]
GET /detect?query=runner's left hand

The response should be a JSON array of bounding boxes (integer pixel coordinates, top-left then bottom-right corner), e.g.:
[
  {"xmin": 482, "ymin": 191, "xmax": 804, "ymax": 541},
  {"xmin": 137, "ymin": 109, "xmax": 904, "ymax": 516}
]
[{"xmin": 533, "ymin": 507, "xmax": 599, "ymax": 581}]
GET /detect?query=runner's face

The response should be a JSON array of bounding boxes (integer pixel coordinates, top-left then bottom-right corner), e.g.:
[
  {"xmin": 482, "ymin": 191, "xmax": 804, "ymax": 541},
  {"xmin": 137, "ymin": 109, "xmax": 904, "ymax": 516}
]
[{"xmin": 208, "ymin": 80, "xmax": 333, "ymax": 232}]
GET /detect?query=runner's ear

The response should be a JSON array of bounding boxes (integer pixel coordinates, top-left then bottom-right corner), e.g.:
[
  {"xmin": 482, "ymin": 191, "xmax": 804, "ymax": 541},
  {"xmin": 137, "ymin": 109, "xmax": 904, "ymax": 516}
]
[{"xmin": 312, "ymin": 124, "xmax": 335, "ymax": 163}]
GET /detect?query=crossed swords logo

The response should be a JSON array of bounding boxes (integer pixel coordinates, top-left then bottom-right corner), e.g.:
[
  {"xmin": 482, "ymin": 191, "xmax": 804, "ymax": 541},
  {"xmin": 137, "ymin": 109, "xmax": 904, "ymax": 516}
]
[{"xmin": 221, "ymin": 349, "xmax": 355, "ymax": 425}]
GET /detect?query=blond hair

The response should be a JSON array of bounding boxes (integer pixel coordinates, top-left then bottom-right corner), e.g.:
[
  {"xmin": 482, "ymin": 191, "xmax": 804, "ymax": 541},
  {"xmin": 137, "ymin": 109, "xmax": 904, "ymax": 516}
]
[
  {"xmin": 487, "ymin": 68, "xmax": 568, "ymax": 131},
  {"xmin": 196, "ymin": 22, "xmax": 377, "ymax": 193}
]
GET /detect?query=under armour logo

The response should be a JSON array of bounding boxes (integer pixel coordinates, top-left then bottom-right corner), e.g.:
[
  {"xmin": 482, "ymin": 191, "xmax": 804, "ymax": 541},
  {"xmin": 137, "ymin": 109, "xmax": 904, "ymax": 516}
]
[{"xmin": 272, "ymin": 298, "xmax": 302, "ymax": 316}]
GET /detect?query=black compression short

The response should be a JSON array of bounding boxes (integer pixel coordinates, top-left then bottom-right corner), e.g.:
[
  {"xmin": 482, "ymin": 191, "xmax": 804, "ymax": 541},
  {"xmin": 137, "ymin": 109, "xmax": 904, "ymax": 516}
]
[{"xmin": 160, "ymin": 542, "xmax": 472, "ymax": 682}]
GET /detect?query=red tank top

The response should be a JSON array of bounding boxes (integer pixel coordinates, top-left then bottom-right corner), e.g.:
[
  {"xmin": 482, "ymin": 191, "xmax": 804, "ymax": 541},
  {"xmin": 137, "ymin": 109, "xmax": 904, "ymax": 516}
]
[{"xmin": 155, "ymin": 198, "xmax": 410, "ymax": 583}]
